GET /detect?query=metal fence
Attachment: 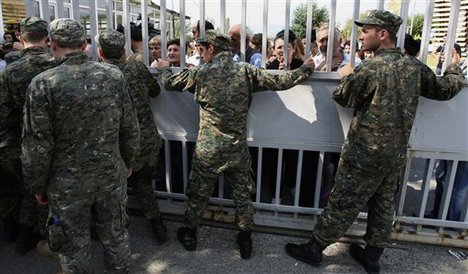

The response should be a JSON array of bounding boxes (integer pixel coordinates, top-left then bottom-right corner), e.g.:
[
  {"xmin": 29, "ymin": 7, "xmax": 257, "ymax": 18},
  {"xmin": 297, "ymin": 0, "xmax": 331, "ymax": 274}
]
[{"xmin": 19, "ymin": 0, "xmax": 468, "ymax": 247}]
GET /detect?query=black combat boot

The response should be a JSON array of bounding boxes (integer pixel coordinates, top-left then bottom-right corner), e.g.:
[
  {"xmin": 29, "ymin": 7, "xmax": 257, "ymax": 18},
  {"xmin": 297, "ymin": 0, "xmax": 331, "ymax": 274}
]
[
  {"xmin": 150, "ymin": 216, "xmax": 168, "ymax": 245},
  {"xmin": 15, "ymin": 226, "xmax": 40, "ymax": 256},
  {"xmin": 349, "ymin": 244, "xmax": 384, "ymax": 273},
  {"xmin": 237, "ymin": 230, "xmax": 252, "ymax": 259},
  {"xmin": 285, "ymin": 239, "xmax": 325, "ymax": 266},
  {"xmin": 177, "ymin": 226, "xmax": 197, "ymax": 251},
  {"xmin": 2, "ymin": 217, "xmax": 19, "ymax": 242}
]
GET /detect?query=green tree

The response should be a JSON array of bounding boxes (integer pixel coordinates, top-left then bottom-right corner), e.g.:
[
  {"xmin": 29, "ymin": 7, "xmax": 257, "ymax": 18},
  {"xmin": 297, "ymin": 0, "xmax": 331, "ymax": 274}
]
[
  {"xmin": 340, "ymin": 12, "xmax": 368, "ymax": 41},
  {"xmin": 407, "ymin": 13, "xmax": 424, "ymax": 38},
  {"xmin": 291, "ymin": 2, "xmax": 329, "ymax": 39}
]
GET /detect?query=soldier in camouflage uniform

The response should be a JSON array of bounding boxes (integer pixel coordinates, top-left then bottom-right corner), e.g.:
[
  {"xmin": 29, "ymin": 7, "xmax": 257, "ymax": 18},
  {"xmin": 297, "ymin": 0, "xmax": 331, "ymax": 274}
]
[
  {"xmin": 152, "ymin": 29, "xmax": 315, "ymax": 259},
  {"xmin": 0, "ymin": 17, "xmax": 55, "ymax": 255},
  {"xmin": 22, "ymin": 18, "xmax": 139, "ymax": 273},
  {"xmin": 96, "ymin": 29, "xmax": 168, "ymax": 245},
  {"xmin": 285, "ymin": 10, "xmax": 465, "ymax": 273}
]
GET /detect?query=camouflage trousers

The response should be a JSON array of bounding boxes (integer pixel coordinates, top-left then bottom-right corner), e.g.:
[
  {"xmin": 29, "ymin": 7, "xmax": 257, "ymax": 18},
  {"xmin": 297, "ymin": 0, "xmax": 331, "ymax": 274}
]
[
  {"xmin": 0, "ymin": 146, "xmax": 22, "ymax": 218},
  {"xmin": 0, "ymin": 147, "xmax": 48, "ymax": 235},
  {"xmin": 312, "ymin": 156, "xmax": 400, "ymax": 249},
  {"xmin": 184, "ymin": 146, "xmax": 255, "ymax": 231},
  {"xmin": 49, "ymin": 185, "xmax": 130, "ymax": 273},
  {"xmin": 128, "ymin": 158, "xmax": 161, "ymax": 219}
]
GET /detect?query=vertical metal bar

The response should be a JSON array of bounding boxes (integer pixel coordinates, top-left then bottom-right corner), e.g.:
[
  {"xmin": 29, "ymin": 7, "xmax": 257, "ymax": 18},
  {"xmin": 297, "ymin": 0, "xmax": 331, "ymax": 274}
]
[
  {"xmin": 294, "ymin": 150, "xmax": 304, "ymax": 207},
  {"xmin": 160, "ymin": 0, "xmax": 167, "ymax": 60},
  {"xmin": 0, "ymin": 2, "xmax": 3, "ymax": 41},
  {"xmin": 349, "ymin": 0, "xmax": 360, "ymax": 67},
  {"xmin": 275, "ymin": 149, "xmax": 283, "ymax": 206},
  {"xmin": 377, "ymin": 0, "xmax": 385, "ymax": 11},
  {"xmin": 199, "ymin": 0, "xmax": 205, "ymax": 38},
  {"xmin": 56, "ymin": 0, "xmax": 64, "ymax": 18},
  {"xmin": 256, "ymin": 147, "xmax": 263, "ymax": 203},
  {"xmin": 326, "ymin": 0, "xmax": 336, "ymax": 72},
  {"xmin": 71, "ymin": 0, "xmax": 80, "ymax": 21},
  {"xmin": 397, "ymin": 0, "xmax": 410, "ymax": 51},
  {"xmin": 441, "ymin": 0, "xmax": 460, "ymax": 73},
  {"xmin": 240, "ymin": 0, "xmax": 247, "ymax": 62},
  {"xmin": 397, "ymin": 156, "xmax": 413, "ymax": 215},
  {"xmin": 418, "ymin": 0, "xmax": 435, "ymax": 63},
  {"xmin": 313, "ymin": 152, "xmax": 324, "ymax": 209},
  {"xmin": 218, "ymin": 174, "xmax": 225, "ymax": 198},
  {"xmin": 261, "ymin": 0, "xmax": 268, "ymax": 68},
  {"xmin": 220, "ymin": 0, "xmax": 226, "ymax": 34},
  {"xmin": 88, "ymin": 0, "xmax": 99, "ymax": 61},
  {"xmin": 25, "ymin": 0, "xmax": 35, "ymax": 17},
  {"xmin": 122, "ymin": 0, "xmax": 131, "ymax": 56},
  {"xmin": 164, "ymin": 140, "xmax": 172, "ymax": 193},
  {"xmin": 182, "ymin": 141, "xmax": 188, "ymax": 194},
  {"xmin": 40, "ymin": 0, "xmax": 50, "ymax": 22},
  {"xmin": 179, "ymin": 0, "xmax": 186, "ymax": 68},
  {"xmin": 418, "ymin": 158, "xmax": 435, "ymax": 218},
  {"xmin": 141, "ymin": 0, "xmax": 149, "ymax": 66},
  {"xmin": 283, "ymin": 0, "xmax": 291, "ymax": 70},
  {"xmin": 439, "ymin": 161, "xmax": 458, "ymax": 220},
  {"xmin": 304, "ymin": 0, "xmax": 313, "ymax": 58},
  {"xmin": 106, "ymin": 0, "xmax": 114, "ymax": 30}
]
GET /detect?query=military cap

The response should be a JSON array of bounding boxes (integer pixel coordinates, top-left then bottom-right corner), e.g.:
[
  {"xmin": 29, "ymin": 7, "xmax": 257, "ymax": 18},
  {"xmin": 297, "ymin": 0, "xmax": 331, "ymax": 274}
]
[
  {"xmin": 95, "ymin": 29, "xmax": 125, "ymax": 56},
  {"xmin": 197, "ymin": 30, "xmax": 231, "ymax": 52},
  {"xmin": 50, "ymin": 18, "xmax": 85, "ymax": 44},
  {"xmin": 20, "ymin": 17, "xmax": 48, "ymax": 34},
  {"xmin": 355, "ymin": 10, "xmax": 403, "ymax": 34}
]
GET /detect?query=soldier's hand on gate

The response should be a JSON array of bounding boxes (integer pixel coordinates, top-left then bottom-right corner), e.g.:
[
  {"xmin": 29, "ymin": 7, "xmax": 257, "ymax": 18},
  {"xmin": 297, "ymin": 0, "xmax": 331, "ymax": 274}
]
[
  {"xmin": 338, "ymin": 63, "xmax": 354, "ymax": 79},
  {"xmin": 151, "ymin": 58, "xmax": 170, "ymax": 69},
  {"xmin": 303, "ymin": 55, "xmax": 315, "ymax": 71}
]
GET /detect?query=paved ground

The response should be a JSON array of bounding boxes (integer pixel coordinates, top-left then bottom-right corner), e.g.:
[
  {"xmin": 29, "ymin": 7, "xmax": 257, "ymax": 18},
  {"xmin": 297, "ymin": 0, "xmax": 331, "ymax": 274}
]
[{"xmin": 1, "ymin": 215, "xmax": 467, "ymax": 273}]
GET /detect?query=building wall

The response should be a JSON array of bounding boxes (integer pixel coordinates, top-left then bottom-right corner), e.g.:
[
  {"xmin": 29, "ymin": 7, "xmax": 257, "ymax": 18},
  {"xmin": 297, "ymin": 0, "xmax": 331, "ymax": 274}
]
[
  {"xmin": 431, "ymin": 0, "xmax": 468, "ymax": 55},
  {"xmin": 2, "ymin": 0, "xmax": 26, "ymax": 23}
]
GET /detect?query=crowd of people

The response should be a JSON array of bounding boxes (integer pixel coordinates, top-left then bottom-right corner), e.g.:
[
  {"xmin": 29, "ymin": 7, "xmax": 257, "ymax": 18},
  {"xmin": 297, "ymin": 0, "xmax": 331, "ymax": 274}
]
[{"xmin": 0, "ymin": 9, "xmax": 466, "ymax": 273}]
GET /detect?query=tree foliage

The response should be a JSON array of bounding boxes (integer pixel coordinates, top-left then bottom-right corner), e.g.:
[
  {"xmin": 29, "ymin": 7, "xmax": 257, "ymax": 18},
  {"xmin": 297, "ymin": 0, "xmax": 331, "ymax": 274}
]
[
  {"xmin": 407, "ymin": 14, "xmax": 424, "ymax": 38},
  {"xmin": 291, "ymin": 3, "xmax": 329, "ymax": 39}
]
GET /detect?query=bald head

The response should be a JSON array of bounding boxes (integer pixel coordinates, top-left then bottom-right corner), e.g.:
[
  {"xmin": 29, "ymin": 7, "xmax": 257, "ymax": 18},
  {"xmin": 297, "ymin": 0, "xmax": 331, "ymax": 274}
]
[{"xmin": 228, "ymin": 24, "xmax": 253, "ymax": 54}]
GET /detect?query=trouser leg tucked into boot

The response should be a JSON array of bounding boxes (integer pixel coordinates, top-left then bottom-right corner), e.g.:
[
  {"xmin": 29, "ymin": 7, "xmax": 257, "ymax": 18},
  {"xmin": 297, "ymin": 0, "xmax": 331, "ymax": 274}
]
[
  {"xmin": 285, "ymin": 238, "xmax": 325, "ymax": 266},
  {"xmin": 150, "ymin": 216, "xmax": 168, "ymax": 245},
  {"xmin": 237, "ymin": 230, "xmax": 252, "ymax": 259},
  {"xmin": 177, "ymin": 226, "xmax": 197, "ymax": 251},
  {"xmin": 349, "ymin": 244, "xmax": 384, "ymax": 273}
]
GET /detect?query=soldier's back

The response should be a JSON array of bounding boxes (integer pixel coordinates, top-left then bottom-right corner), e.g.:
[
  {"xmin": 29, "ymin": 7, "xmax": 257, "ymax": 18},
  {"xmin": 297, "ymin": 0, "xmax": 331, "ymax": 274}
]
[{"xmin": 29, "ymin": 52, "xmax": 134, "ymax": 198}]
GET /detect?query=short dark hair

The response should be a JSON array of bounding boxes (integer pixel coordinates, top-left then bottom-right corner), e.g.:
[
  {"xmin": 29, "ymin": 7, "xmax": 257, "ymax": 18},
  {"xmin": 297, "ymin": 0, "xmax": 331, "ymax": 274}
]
[
  {"xmin": 167, "ymin": 38, "xmax": 180, "ymax": 48},
  {"xmin": 275, "ymin": 29, "xmax": 296, "ymax": 45},
  {"xmin": 196, "ymin": 20, "xmax": 214, "ymax": 32},
  {"xmin": 376, "ymin": 26, "xmax": 397, "ymax": 43},
  {"xmin": 20, "ymin": 29, "xmax": 48, "ymax": 43}
]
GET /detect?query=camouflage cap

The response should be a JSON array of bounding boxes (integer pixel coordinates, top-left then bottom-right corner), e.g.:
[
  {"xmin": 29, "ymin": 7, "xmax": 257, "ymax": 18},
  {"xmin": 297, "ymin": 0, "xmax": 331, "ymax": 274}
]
[
  {"xmin": 355, "ymin": 10, "xmax": 403, "ymax": 34},
  {"xmin": 197, "ymin": 30, "xmax": 231, "ymax": 52},
  {"xmin": 50, "ymin": 18, "xmax": 85, "ymax": 44},
  {"xmin": 20, "ymin": 17, "xmax": 48, "ymax": 34},
  {"xmin": 95, "ymin": 29, "xmax": 125, "ymax": 57}
]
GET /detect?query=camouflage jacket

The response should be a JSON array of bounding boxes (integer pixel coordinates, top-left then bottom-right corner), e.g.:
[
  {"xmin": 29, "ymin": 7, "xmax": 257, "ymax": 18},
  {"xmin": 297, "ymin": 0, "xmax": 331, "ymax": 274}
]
[
  {"xmin": 158, "ymin": 51, "xmax": 312, "ymax": 151},
  {"xmin": 0, "ymin": 46, "xmax": 55, "ymax": 148},
  {"xmin": 22, "ymin": 52, "xmax": 140, "ymax": 199},
  {"xmin": 105, "ymin": 58, "xmax": 162, "ymax": 171},
  {"xmin": 333, "ymin": 47, "xmax": 465, "ymax": 168}
]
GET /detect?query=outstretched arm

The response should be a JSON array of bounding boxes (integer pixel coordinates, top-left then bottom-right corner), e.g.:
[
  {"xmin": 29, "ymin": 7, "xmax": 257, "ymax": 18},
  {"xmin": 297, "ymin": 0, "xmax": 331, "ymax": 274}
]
[{"xmin": 151, "ymin": 58, "xmax": 197, "ymax": 93}]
